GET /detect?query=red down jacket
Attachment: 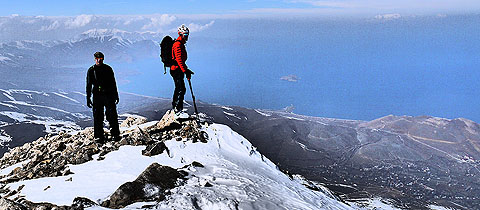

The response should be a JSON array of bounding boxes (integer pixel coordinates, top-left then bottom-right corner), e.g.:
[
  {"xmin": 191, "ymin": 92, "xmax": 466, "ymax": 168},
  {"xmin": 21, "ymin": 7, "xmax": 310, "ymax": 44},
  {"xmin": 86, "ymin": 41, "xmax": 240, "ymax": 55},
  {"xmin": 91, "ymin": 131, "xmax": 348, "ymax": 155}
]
[{"xmin": 171, "ymin": 35, "xmax": 188, "ymax": 73}]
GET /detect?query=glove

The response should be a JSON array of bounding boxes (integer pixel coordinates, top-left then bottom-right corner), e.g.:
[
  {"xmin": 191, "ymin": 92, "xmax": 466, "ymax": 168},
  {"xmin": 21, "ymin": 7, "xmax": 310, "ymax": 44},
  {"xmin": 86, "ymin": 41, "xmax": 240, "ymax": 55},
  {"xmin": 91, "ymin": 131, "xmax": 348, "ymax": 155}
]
[
  {"xmin": 185, "ymin": 69, "xmax": 194, "ymax": 80},
  {"xmin": 87, "ymin": 97, "xmax": 93, "ymax": 108}
]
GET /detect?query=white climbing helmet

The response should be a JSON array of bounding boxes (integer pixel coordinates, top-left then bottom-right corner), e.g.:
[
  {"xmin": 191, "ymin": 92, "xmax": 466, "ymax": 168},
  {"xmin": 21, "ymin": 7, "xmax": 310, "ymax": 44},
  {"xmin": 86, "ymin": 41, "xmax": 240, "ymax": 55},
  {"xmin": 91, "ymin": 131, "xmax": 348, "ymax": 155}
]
[{"xmin": 178, "ymin": 24, "xmax": 189, "ymax": 35}]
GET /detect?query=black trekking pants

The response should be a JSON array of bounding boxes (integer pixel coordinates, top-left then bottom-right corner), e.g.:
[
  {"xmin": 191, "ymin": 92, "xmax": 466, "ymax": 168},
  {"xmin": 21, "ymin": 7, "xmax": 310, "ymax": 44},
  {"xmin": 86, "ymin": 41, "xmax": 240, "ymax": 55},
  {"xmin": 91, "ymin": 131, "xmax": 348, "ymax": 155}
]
[
  {"xmin": 170, "ymin": 69, "xmax": 186, "ymax": 111},
  {"xmin": 92, "ymin": 94, "xmax": 120, "ymax": 139}
]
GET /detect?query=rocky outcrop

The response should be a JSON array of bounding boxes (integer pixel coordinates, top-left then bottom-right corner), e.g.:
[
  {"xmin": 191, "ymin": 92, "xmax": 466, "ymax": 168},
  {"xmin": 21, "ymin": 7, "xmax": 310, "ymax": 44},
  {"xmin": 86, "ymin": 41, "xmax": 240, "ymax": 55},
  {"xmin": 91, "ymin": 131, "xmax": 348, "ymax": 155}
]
[
  {"xmin": 0, "ymin": 196, "xmax": 97, "ymax": 210},
  {"xmin": 101, "ymin": 163, "xmax": 188, "ymax": 209},
  {"xmin": 120, "ymin": 115, "xmax": 148, "ymax": 128},
  {"xmin": 0, "ymin": 111, "xmax": 209, "ymax": 209},
  {"xmin": 142, "ymin": 141, "xmax": 169, "ymax": 157},
  {"xmin": 0, "ymin": 197, "xmax": 27, "ymax": 210},
  {"xmin": 70, "ymin": 197, "xmax": 97, "ymax": 209},
  {"xmin": 155, "ymin": 109, "xmax": 182, "ymax": 130}
]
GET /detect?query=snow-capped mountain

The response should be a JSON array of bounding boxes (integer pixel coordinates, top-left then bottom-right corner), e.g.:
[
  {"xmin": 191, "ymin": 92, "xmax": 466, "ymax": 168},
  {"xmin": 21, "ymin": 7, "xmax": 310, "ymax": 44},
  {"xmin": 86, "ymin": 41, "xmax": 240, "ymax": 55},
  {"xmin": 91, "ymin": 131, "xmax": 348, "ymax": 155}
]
[
  {"xmin": 0, "ymin": 40, "xmax": 56, "ymax": 68},
  {"xmin": 130, "ymin": 101, "xmax": 479, "ymax": 210},
  {"xmin": 0, "ymin": 29, "xmax": 159, "ymax": 68},
  {"xmin": 46, "ymin": 29, "xmax": 159, "ymax": 65},
  {"xmin": 0, "ymin": 89, "xmax": 87, "ymax": 154},
  {"xmin": 0, "ymin": 111, "xmax": 353, "ymax": 210},
  {"xmin": 75, "ymin": 29, "xmax": 163, "ymax": 43}
]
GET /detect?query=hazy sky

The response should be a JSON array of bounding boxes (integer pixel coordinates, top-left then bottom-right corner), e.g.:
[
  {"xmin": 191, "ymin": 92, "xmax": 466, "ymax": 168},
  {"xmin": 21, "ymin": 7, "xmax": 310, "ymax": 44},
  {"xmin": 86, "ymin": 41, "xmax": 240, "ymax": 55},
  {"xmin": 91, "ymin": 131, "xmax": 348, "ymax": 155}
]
[
  {"xmin": 1, "ymin": 0, "xmax": 480, "ymax": 17},
  {"xmin": 1, "ymin": 1, "xmax": 480, "ymax": 122}
]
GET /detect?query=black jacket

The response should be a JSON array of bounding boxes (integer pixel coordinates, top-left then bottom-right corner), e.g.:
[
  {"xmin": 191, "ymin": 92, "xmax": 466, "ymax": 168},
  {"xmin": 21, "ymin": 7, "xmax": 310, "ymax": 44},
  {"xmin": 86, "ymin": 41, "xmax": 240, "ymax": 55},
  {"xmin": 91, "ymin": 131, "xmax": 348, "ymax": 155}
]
[{"xmin": 86, "ymin": 63, "xmax": 119, "ymax": 99}]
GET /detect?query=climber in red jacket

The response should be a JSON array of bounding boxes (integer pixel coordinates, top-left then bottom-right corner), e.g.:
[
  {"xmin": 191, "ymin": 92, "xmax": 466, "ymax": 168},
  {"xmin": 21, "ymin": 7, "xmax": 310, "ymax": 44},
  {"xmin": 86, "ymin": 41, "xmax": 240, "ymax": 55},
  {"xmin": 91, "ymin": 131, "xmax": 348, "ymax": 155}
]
[{"xmin": 170, "ymin": 24, "xmax": 193, "ymax": 113}]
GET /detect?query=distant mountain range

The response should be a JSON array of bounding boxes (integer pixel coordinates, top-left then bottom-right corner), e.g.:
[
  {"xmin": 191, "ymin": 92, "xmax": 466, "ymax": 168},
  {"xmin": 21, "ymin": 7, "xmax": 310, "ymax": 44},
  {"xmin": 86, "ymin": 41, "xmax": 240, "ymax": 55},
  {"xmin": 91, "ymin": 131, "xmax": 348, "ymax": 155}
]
[
  {"xmin": 0, "ymin": 28, "xmax": 159, "ymax": 68},
  {"xmin": 74, "ymin": 28, "xmax": 164, "ymax": 43}
]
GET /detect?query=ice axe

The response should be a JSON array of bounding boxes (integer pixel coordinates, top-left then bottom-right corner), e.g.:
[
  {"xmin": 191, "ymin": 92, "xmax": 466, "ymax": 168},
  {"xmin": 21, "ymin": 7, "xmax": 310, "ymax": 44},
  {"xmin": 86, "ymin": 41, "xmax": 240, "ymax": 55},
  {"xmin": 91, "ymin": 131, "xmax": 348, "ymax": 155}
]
[{"xmin": 187, "ymin": 77, "xmax": 199, "ymax": 117}]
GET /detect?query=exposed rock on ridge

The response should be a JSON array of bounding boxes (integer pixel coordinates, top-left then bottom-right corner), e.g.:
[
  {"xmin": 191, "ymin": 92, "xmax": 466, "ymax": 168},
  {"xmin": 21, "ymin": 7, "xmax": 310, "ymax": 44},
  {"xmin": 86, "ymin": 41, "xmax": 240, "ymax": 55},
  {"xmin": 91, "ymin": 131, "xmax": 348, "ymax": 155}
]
[{"xmin": 0, "ymin": 111, "xmax": 208, "ymax": 209}]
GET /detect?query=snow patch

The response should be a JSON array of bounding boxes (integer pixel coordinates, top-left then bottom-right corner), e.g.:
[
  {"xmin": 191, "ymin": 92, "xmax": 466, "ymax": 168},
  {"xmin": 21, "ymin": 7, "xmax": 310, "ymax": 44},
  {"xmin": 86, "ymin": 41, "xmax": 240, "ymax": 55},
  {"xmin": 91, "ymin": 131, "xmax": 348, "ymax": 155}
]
[
  {"xmin": 10, "ymin": 89, "xmax": 49, "ymax": 97},
  {"xmin": 347, "ymin": 197, "xmax": 400, "ymax": 210},
  {"xmin": 0, "ymin": 129, "xmax": 13, "ymax": 146},
  {"xmin": 429, "ymin": 204, "xmax": 455, "ymax": 210},
  {"xmin": 119, "ymin": 113, "xmax": 145, "ymax": 119},
  {"xmin": 0, "ymin": 160, "xmax": 29, "ymax": 177},
  {"xmin": 0, "ymin": 111, "xmax": 80, "ymax": 133},
  {"xmin": 73, "ymin": 91, "xmax": 87, "ymax": 97},
  {"xmin": 223, "ymin": 111, "xmax": 241, "ymax": 120},
  {"xmin": 0, "ymin": 56, "xmax": 12, "ymax": 62},
  {"xmin": 285, "ymin": 116, "xmax": 306, "ymax": 121},
  {"xmin": 295, "ymin": 141, "xmax": 318, "ymax": 152},
  {"xmin": 0, "ymin": 89, "xmax": 15, "ymax": 101},
  {"xmin": 7, "ymin": 101, "xmax": 71, "ymax": 114},
  {"xmin": 423, "ymin": 117, "xmax": 449, "ymax": 127},
  {"xmin": 458, "ymin": 118, "xmax": 478, "ymax": 135},
  {"xmin": 52, "ymin": 92, "xmax": 80, "ymax": 103},
  {"xmin": 0, "ymin": 102, "xmax": 18, "ymax": 109},
  {"xmin": 255, "ymin": 109, "xmax": 271, "ymax": 117}
]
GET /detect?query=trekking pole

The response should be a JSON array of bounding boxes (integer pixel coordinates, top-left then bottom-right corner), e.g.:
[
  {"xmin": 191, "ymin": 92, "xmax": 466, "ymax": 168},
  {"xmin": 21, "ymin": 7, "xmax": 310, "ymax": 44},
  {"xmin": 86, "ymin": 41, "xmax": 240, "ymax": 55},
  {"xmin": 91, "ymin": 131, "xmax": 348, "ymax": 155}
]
[{"xmin": 187, "ymin": 78, "xmax": 199, "ymax": 117}]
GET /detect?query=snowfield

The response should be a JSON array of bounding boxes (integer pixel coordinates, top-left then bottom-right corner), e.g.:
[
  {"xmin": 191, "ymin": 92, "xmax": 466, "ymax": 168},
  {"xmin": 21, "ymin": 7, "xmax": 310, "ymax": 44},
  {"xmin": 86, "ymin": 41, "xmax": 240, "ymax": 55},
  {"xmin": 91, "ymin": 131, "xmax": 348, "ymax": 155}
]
[{"xmin": 3, "ymin": 122, "xmax": 353, "ymax": 210}]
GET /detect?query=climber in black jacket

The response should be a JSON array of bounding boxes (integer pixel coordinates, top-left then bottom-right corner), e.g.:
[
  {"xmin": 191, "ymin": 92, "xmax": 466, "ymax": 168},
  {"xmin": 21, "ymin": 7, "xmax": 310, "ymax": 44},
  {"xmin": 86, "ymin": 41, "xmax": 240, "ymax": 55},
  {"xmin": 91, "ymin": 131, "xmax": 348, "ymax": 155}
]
[{"xmin": 86, "ymin": 52, "xmax": 120, "ymax": 143}]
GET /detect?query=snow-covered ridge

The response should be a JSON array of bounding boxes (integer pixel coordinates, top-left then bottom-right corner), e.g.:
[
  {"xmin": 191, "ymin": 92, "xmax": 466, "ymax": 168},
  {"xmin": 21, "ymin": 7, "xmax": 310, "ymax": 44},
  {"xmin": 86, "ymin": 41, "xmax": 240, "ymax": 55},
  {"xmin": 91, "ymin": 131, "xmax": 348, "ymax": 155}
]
[
  {"xmin": 0, "ymin": 89, "xmax": 89, "ymax": 150},
  {"xmin": 0, "ymin": 55, "xmax": 12, "ymax": 62},
  {"xmin": 74, "ymin": 28, "xmax": 162, "ymax": 43},
  {"xmin": 0, "ymin": 40, "xmax": 60, "ymax": 49},
  {"xmin": 0, "ymin": 113, "xmax": 353, "ymax": 210}
]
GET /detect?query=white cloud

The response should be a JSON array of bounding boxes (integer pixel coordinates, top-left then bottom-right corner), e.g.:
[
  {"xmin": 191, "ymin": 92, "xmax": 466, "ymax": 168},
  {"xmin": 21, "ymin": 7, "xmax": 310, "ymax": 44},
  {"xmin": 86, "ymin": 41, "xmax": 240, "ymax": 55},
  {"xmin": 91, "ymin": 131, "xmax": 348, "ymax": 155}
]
[
  {"xmin": 123, "ymin": 16, "xmax": 145, "ymax": 25},
  {"xmin": 375, "ymin": 13, "xmax": 401, "ymax": 20},
  {"xmin": 0, "ymin": 14, "xmax": 218, "ymax": 42},
  {"xmin": 289, "ymin": 0, "xmax": 356, "ymax": 8},
  {"xmin": 283, "ymin": 0, "xmax": 480, "ymax": 15},
  {"xmin": 114, "ymin": 15, "xmax": 147, "ymax": 26},
  {"xmin": 280, "ymin": 75, "xmax": 300, "ymax": 82},
  {"xmin": 141, "ymin": 14, "xmax": 177, "ymax": 30},
  {"xmin": 188, "ymin": 21, "xmax": 215, "ymax": 32},
  {"xmin": 65, "ymin": 14, "xmax": 95, "ymax": 28}
]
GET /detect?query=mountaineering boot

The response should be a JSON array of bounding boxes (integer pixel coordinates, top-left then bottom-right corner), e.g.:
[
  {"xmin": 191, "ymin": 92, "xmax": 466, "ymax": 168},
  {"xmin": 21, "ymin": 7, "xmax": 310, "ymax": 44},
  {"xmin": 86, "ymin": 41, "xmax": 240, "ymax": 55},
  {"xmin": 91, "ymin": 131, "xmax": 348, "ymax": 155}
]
[
  {"xmin": 111, "ymin": 135, "xmax": 121, "ymax": 142},
  {"xmin": 94, "ymin": 137, "xmax": 105, "ymax": 144},
  {"xmin": 174, "ymin": 109, "xmax": 189, "ymax": 119}
]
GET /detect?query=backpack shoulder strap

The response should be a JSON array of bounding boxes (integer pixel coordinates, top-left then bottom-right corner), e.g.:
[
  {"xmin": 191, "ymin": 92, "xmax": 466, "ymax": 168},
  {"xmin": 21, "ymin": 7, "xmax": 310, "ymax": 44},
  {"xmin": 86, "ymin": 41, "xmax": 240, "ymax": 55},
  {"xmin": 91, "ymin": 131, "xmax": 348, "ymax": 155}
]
[{"xmin": 172, "ymin": 39, "xmax": 181, "ymax": 56}]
